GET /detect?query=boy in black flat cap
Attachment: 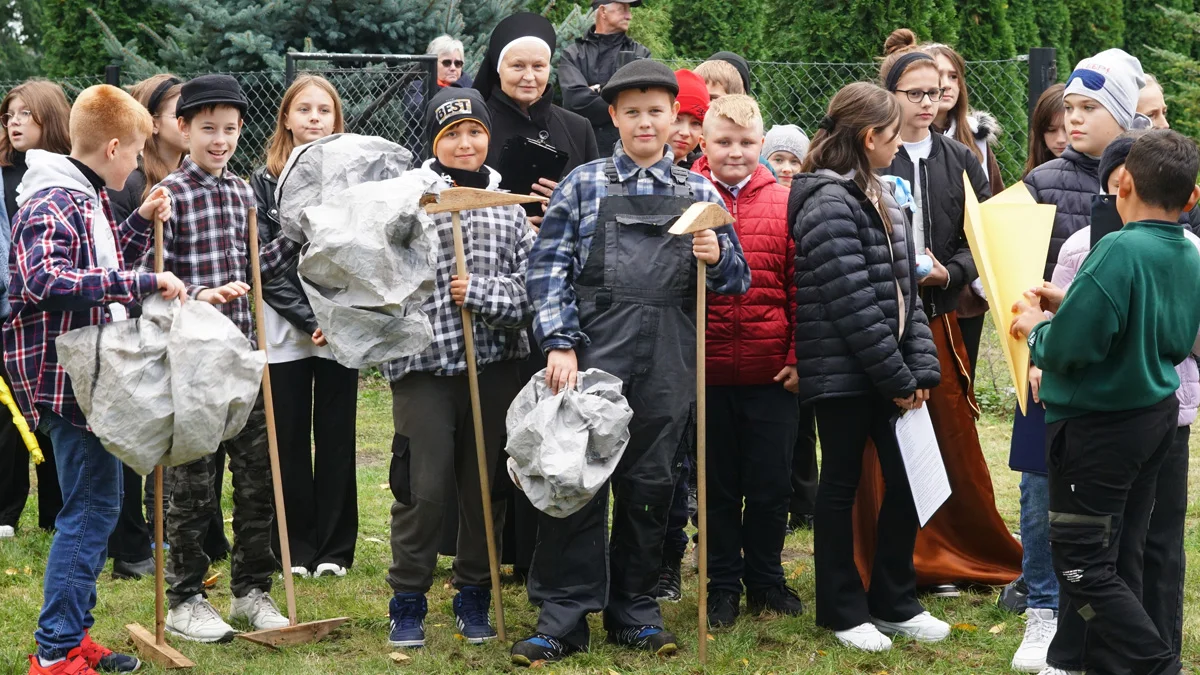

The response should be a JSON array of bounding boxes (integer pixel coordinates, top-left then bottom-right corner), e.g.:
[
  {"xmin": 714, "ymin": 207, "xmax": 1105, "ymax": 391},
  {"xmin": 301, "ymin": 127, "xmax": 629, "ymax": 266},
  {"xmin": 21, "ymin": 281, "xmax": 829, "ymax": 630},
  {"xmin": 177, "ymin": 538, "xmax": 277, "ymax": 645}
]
[
  {"xmin": 383, "ymin": 86, "xmax": 534, "ymax": 650},
  {"xmin": 515, "ymin": 58, "xmax": 750, "ymax": 666},
  {"xmin": 148, "ymin": 74, "xmax": 300, "ymax": 643}
]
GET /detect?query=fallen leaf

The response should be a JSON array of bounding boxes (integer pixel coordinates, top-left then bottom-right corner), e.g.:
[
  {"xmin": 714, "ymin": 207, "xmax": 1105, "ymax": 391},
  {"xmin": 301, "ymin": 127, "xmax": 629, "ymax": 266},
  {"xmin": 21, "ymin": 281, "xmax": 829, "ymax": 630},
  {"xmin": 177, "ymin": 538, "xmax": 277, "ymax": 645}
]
[
  {"xmin": 609, "ymin": 670, "xmax": 621, "ymax": 675},
  {"xmin": 364, "ymin": 537, "xmax": 384, "ymax": 544},
  {"xmin": 4, "ymin": 568, "xmax": 16, "ymax": 575},
  {"xmin": 816, "ymin": 650, "xmax": 827, "ymax": 656},
  {"xmin": 380, "ymin": 483, "xmax": 391, "ymax": 490},
  {"xmin": 23, "ymin": 566, "xmax": 31, "ymax": 574},
  {"xmin": 989, "ymin": 623, "xmax": 1006, "ymax": 634},
  {"xmin": 530, "ymin": 659, "xmax": 548, "ymax": 669},
  {"xmin": 742, "ymin": 658, "xmax": 749, "ymax": 666},
  {"xmin": 223, "ymin": 517, "xmax": 233, "ymax": 523},
  {"xmin": 388, "ymin": 651, "xmax": 410, "ymax": 664},
  {"xmin": 706, "ymin": 633, "xmax": 715, "ymax": 641},
  {"xmin": 953, "ymin": 623, "xmax": 978, "ymax": 632},
  {"xmin": 454, "ymin": 634, "xmax": 465, "ymax": 641}
]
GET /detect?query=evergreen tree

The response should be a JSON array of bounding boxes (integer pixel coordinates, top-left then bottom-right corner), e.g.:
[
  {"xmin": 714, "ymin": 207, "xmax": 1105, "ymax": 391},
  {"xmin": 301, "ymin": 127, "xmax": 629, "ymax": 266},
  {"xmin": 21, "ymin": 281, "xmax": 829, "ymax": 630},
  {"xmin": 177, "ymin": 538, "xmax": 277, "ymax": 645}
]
[
  {"xmin": 1007, "ymin": 0, "xmax": 1039, "ymax": 55},
  {"xmin": 1145, "ymin": 4, "xmax": 1200, "ymax": 138},
  {"xmin": 1124, "ymin": 0, "xmax": 1192, "ymax": 69},
  {"xmin": 928, "ymin": 0, "xmax": 960, "ymax": 46},
  {"xmin": 1034, "ymin": 0, "xmax": 1073, "ymax": 73},
  {"xmin": 957, "ymin": 0, "xmax": 1015, "ymax": 59},
  {"xmin": 668, "ymin": 0, "xmax": 768, "ymax": 60},
  {"xmin": 40, "ymin": 0, "xmax": 171, "ymax": 78},
  {"xmin": 1065, "ymin": 0, "xmax": 1124, "ymax": 65},
  {"xmin": 0, "ymin": 0, "xmax": 44, "ymax": 81}
]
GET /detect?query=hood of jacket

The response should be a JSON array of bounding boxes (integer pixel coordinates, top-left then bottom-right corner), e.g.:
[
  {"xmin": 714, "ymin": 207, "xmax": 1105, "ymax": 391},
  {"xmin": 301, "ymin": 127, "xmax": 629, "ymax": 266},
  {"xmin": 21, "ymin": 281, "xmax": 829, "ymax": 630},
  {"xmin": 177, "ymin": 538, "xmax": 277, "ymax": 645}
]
[
  {"xmin": 16, "ymin": 150, "xmax": 97, "ymax": 207},
  {"xmin": 420, "ymin": 157, "xmax": 503, "ymax": 190}
]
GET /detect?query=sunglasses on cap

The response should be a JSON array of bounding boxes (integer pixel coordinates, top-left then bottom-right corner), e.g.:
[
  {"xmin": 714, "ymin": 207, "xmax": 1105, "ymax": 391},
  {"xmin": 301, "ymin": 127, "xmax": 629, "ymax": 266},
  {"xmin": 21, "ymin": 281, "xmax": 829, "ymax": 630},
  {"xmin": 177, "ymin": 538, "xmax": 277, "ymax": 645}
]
[
  {"xmin": 1066, "ymin": 68, "xmax": 1106, "ymax": 91},
  {"xmin": 441, "ymin": 59, "xmax": 465, "ymax": 69}
]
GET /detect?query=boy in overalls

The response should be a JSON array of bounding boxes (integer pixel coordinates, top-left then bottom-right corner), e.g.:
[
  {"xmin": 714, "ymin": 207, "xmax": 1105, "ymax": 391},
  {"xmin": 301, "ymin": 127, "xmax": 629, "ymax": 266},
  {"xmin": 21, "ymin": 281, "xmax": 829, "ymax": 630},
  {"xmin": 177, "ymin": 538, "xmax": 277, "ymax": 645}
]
[{"xmin": 517, "ymin": 59, "xmax": 750, "ymax": 666}]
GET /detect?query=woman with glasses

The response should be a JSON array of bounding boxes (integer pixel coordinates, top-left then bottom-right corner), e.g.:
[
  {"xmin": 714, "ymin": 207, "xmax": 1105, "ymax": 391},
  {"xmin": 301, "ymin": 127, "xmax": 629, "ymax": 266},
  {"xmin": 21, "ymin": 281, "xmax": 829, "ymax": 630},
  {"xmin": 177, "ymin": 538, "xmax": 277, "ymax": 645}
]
[
  {"xmin": 0, "ymin": 79, "xmax": 70, "ymax": 540},
  {"xmin": 850, "ymin": 29, "xmax": 1020, "ymax": 598},
  {"xmin": 404, "ymin": 35, "xmax": 474, "ymax": 157}
]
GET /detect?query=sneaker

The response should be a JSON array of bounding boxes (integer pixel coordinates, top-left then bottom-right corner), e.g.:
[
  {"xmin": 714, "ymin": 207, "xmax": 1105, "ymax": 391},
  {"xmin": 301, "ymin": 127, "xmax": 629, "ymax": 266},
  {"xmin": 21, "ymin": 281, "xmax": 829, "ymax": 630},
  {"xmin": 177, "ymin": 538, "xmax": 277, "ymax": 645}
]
[
  {"xmin": 835, "ymin": 622, "xmax": 892, "ymax": 652},
  {"xmin": 0, "ymin": 524, "xmax": 14, "ymax": 538},
  {"xmin": 656, "ymin": 558, "xmax": 682, "ymax": 602},
  {"xmin": 747, "ymin": 585, "xmax": 804, "ymax": 616},
  {"xmin": 927, "ymin": 583, "xmax": 961, "ymax": 598},
  {"xmin": 608, "ymin": 625, "xmax": 678, "ymax": 655},
  {"xmin": 290, "ymin": 566, "xmax": 311, "ymax": 578},
  {"xmin": 1036, "ymin": 669, "xmax": 1082, "ymax": 675},
  {"xmin": 787, "ymin": 513, "xmax": 814, "ymax": 532},
  {"xmin": 1012, "ymin": 608, "xmax": 1058, "ymax": 672},
  {"xmin": 165, "ymin": 595, "xmax": 236, "ymax": 643},
  {"xmin": 388, "ymin": 593, "xmax": 427, "ymax": 648},
  {"xmin": 872, "ymin": 611, "xmax": 951, "ymax": 642},
  {"xmin": 230, "ymin": 588, "xmax": 290, "ymax": 631},
  {"xmin": 707, "ymin": 590, "xmax": 740, "ymax": 629},
  {"xmin": 69, "ymin": 632, "xmax": 140, "ymax": 672},
  {"xmin": 453, "ymin": 586, "xmax": 496, "ymax": 644},
  {"xmin": 313, "ymin": 563, "xmax": 346, "ymax": 578},
  {"xmin": 27, "ymin": 655, "xmax": 98, "ymax": 675},
  {"xmin": 111, "ymin": 558, "xmax": 155, "ymax": 581},
  {"xmin": 998, "ymin": 577, "xmax": 1030, "ymax": 614},
  {"xmin": 511, "ymin": 634, "xmax": 580, "ymax": 666}
]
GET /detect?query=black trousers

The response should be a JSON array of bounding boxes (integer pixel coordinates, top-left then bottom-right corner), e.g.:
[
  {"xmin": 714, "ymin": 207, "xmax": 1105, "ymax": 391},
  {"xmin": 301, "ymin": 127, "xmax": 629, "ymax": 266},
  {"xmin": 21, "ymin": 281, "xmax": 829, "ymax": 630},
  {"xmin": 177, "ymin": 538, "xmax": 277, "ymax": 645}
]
[
  {"xmin": 1045, "ymin": 396, "xmax": 1182, "ymax": 675},
  {"xmin": 107, "ymin": 463, "xmax": 151, "ymax": 563},
  {"xmin": 789, "ymin": 404, "xmax": 818, "ymax": 517},
  {"xmin": 269, "ymin": 357, "xmax": 360, "ymax": 569},
  {"xmin": 0, "ymin": 425, "xmax": 61, "ymax": 531},
  {"xmin": 813, "ymin": 394, "xmax": 923, "ymax": 631},
  {"xmin": 706, "ymin": 384, "xmax": 798, "ymax": 593},
  {"xmin": 957, "ymin": 314, "xmax": 985, "ymax": 383},
  {"xmin": 1143, "ymin": 425, "xmax": 1189, "ymax": 657}
]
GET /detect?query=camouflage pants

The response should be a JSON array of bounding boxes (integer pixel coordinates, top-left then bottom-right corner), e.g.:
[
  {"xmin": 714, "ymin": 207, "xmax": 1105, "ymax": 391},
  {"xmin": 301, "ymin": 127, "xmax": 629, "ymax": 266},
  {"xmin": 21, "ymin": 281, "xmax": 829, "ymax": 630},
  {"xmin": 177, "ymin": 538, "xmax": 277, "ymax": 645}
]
[{"xmin": 165, "ymin": 395, "xmax": 277, "ymax": 607}]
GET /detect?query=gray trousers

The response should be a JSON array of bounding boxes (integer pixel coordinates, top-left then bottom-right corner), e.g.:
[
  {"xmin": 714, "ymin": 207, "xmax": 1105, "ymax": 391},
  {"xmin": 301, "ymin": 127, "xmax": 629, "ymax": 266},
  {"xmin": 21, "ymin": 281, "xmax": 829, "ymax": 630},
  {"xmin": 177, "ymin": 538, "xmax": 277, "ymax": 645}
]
[{"xmin": 386, "ymin": 361, "xmax": 520, "ymax": 594}]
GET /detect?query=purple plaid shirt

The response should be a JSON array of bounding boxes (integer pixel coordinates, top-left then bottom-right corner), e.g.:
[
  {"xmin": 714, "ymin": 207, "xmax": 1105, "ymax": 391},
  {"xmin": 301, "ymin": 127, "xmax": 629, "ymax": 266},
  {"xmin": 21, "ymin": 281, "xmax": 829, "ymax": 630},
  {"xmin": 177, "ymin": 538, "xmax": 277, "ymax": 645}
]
[
  {"xmin": 4, "ymin": 187, "xmax": 157, "ymax": 429},
  {"xmin": 144, "ymin": 156, "xmax": 298, "ymax": 340}
]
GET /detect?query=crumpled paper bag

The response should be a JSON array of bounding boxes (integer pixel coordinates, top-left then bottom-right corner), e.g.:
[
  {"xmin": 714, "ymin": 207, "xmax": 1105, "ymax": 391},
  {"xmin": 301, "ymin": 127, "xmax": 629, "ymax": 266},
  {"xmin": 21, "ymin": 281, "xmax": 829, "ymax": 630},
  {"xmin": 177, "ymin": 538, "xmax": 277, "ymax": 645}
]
[{"xmin": 505, "ymin": 368, "xmax": 633, "ymax": 518}]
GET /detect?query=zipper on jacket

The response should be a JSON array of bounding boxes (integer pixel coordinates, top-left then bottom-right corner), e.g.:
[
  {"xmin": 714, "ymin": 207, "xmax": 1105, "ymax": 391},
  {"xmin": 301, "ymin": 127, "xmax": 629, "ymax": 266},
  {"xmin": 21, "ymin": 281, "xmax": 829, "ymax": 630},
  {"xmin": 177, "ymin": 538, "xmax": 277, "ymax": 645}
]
[
  {"xmin": 731, "ymin": 196, "xmax": 741, "ymax": 382},
  {"xmin": 918, "ymin": 158, "xmax": 938, "ymax": 318}
]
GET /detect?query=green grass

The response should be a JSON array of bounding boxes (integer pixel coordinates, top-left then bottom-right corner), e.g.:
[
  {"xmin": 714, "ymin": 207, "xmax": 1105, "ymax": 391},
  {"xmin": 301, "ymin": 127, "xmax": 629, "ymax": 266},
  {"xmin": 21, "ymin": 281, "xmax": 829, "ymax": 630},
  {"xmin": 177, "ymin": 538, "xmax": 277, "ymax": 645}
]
[{"xmin": 2, "ymin": 378, "xmax": 1198, "ymax": 674}]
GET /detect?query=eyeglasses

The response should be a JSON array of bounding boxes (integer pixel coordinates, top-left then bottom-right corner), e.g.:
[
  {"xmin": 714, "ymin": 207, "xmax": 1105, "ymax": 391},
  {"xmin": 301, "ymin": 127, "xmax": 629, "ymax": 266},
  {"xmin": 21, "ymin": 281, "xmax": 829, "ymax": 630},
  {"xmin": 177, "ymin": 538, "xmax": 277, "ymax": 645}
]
[
  {"xmin": 894, "ymin": 88, "xmax": 945, "ymax": 103},
  {"xmin": 1, "ymin": 110, "xmax": 34, "ymax": 127},
  {"xmin": 441, "ymin": 59, "xmax": 465, "ymax": 69}
]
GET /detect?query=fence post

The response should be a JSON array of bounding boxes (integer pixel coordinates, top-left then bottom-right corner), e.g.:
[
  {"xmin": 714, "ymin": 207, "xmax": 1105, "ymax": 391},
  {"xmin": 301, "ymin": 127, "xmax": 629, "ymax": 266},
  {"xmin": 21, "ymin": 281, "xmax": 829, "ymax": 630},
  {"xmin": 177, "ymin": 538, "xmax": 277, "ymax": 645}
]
[
  {"xmin": 1027, "ymin": 48, "xmax": 1056, "ymax": 121},
  {"xmin": 285, "ymin": 53, "xmax": 296, "ymax": 86},
  {"xmin": 422, "ymin": 55, "xmax": 437, "ymax": 110},
  {"xmin": 105, "ymin": 64, "xmax": 121, "ymax": 87}
]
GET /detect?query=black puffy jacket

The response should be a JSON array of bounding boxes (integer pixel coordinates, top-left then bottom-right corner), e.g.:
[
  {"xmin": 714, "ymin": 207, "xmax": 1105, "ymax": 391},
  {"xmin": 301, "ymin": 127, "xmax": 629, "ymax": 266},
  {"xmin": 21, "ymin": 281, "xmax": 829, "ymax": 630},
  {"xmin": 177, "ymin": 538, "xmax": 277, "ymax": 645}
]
[
  {"xmin": 249, "ymin": 167, "xmax": 319, "ymax": 335},
  {"xmin": 558, "ymin": 28, "xmax": 651, "ymax": 156},
  {"xmin": 881, "ymin": 132, "xmax": 991, "ymax": 318},
  {"xmin": 1023, "ymin": 148, "xmax": 1100, "ymax": 280},
  {"xmin": 789, "ymin": 171, "xmax": 941, "ymax": 405}
]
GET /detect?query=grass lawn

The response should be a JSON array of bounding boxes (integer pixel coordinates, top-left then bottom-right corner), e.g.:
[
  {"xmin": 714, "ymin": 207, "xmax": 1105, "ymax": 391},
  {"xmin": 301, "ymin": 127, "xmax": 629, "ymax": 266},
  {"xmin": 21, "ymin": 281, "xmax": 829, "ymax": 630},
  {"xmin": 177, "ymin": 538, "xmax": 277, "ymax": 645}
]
[{"xmin": 1, "ymin": 375, "xmax": 1198, "ymax": 674}]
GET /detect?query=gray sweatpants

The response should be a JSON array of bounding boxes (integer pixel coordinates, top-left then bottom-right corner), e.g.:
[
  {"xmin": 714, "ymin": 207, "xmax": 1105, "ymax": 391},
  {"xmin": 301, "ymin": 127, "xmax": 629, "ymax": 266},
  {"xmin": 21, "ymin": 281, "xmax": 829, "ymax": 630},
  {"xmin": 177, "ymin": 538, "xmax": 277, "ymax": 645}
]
[{"xmin": 386, "ymin": 361, "xmax": 520, "ymax": 594}]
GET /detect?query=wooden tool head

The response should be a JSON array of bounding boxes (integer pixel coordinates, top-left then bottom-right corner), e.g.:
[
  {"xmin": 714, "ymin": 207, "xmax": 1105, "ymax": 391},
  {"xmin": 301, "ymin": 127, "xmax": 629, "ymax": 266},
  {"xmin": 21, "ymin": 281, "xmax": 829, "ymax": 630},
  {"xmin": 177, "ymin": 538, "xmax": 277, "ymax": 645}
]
[
  {"xmin": 422, "ymin": 187, "xmax": 547, "ymax": 214},
  {"xmin": 669, "ymin": 202, "xmax": 733, "ymax": 235}
]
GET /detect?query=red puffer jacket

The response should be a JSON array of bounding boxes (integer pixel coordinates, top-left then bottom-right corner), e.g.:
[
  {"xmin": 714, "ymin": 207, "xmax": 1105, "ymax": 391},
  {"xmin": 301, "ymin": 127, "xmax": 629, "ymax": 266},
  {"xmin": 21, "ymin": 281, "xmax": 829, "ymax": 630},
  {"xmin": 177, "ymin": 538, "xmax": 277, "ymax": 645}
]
[{"xmin": 693, "ymin": 157, "xmax": 796, "ymax": 386}]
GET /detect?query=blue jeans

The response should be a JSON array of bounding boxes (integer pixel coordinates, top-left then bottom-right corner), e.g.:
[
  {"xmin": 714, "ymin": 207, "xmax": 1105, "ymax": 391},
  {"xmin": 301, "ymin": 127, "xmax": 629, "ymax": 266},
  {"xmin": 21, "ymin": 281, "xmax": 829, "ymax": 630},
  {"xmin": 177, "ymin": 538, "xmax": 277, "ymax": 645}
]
[
  {"xmin": 35, "ymin": 410, "xmax": 122, "ymax": 661},
  {"xmin": 1019, "ymin": 471, "xmax": 1058, "ymax": 610}
]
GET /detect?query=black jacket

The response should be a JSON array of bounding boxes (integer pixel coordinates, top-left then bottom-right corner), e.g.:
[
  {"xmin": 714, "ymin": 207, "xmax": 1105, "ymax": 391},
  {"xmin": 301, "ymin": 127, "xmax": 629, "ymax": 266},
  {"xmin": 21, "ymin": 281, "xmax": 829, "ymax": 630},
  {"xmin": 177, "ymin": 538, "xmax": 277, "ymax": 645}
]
[
  {"xmin": 789, "ymin": 171, "xmax": 941, "ymax": 405},
  {"xmin": 106, "ymin": 164, "xmax": 147, "ymax": 225},
  {"xmin": 249, "ymin": 167, "xmax": 319, "ymax": 335},
  {"xmin": 558, "ymin": 28, "xmax": 651, "ymax": 156},
  {"xmin": 881, "ymin": 132, "xmax": 991, "ymax": 318},
  {"xmin": 2, "ymin": 153, "xmax": 27, "ymax": 223},
  {"xmin": 482, "ymin": 85, "xmax": 599, "ymax": 182},
  {"xmin": 1023, "ymin": 147, "xmax": 1100, "ymax": 281}
]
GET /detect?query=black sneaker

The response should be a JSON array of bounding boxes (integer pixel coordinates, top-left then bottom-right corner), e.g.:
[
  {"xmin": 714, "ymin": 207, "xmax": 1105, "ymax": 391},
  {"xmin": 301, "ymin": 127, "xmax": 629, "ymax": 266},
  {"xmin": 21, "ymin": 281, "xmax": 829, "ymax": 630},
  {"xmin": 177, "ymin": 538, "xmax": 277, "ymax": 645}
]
[
  {"xmin": 997, "ymin": 577, "xmax": 1029, "ymax": 614},
  {"xmin": 787, "ymin": 513, "xmax": 815, "ymax": 532},
  {"xmin": 511, "ymin": 633, "xmax": 580, "ymax": 666},
  {"xmin": 656, "ymin": 558, "xmax": 683, "ymax": 602},
  {"xmin": 707, "ymin": 590, "xmax": 740, "ymax": 629},
  {"xmin": 608, "ymin": 625, "xmax": 678, "ymax": 655},
  {"xmin": 747, "ymin": 585, "xmax": 804, "ymax": 616},
  {"xmin": 112, "ymin": 557, "xmax": 155, "ymax": 581}
]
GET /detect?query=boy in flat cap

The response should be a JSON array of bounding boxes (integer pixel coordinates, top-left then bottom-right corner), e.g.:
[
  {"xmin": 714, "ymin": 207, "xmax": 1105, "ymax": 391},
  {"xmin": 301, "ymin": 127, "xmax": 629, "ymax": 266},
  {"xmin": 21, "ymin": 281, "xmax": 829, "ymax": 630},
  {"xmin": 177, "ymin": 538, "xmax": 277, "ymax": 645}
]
[
  {"xmin": 516, "ymin": 58, "xmax": 750, "ymax": 666},
  {"xmin": 150, "ymin": 74, "xmax": 299, "ymax": 643},
  {"xmin": 384, "ymin": 87, "xmax": 533, "ymax": 650}
]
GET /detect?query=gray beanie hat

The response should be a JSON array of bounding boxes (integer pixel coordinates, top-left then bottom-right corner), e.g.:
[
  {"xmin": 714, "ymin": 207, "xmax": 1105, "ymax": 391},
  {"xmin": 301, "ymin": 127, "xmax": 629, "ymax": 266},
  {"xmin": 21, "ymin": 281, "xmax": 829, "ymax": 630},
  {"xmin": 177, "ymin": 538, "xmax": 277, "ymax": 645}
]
[
  {"xmin": 1064, "ymin": 48, "xmax": 1146, "ymax": 130},
  {"xmin": 762, "ymin": 124, "xmax": 810, "ymax": 162}
]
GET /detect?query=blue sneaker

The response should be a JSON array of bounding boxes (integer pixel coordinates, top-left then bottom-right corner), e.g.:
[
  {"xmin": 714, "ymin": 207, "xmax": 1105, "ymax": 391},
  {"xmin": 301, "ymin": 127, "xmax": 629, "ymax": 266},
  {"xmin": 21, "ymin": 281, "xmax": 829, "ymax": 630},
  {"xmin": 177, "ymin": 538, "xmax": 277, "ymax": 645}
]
[
  {"xmin": 511, "ymin": 633, "xmax": 581, "ymax": 666},
  {"xmin": 453, "ymin": 586, "xmax": 496, "ymax": 644},
  {"xmin": 388, "ymin": 593, "xmax": 427, "ymax": 648}
]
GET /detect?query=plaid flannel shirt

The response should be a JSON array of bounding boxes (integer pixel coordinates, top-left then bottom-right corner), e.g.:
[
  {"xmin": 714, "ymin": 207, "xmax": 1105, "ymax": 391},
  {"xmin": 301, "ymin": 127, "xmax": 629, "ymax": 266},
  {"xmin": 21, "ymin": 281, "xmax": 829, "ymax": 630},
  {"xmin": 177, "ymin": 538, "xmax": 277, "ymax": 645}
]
[
  {"xmin": 527, "ymin": 144, "xmax": 751, "ymax": 352},
  {"xmin": 4, "ymin": 187, "xmax": 156, "ymax": 429},
  {"xmin": 382, "ymin": 179, "xmax": 534, "ymax": 381},
  {"xmin": 142, "ymin": 156, "xmax": 298, "ymax": 341}
]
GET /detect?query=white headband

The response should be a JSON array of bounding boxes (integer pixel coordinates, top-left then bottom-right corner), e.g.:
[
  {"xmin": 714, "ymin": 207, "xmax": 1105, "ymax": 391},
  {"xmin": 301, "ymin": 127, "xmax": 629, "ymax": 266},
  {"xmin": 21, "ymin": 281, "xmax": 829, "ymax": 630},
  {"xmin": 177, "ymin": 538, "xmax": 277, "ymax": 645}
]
[{"xmin": 497, "ymin": 36, "xmax": 552, "ymax": 73}]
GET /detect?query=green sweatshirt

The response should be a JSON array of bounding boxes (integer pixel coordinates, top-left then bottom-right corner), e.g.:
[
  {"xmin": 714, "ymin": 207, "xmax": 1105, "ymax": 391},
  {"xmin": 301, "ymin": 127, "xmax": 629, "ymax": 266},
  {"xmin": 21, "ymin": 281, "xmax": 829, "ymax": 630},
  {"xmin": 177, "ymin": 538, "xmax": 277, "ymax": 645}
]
[{"xmin": 1030, "ymin": 220, "xmax": 1200, "ymax": 423}]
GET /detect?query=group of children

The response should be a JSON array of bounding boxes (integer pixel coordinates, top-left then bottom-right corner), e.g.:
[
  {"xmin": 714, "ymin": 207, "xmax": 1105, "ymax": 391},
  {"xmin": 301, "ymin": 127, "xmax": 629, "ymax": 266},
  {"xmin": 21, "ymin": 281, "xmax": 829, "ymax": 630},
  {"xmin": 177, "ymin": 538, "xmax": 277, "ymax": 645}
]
[{"xmin": 2, "ymin": 27, "xmax": 1198, "ymax": 675}]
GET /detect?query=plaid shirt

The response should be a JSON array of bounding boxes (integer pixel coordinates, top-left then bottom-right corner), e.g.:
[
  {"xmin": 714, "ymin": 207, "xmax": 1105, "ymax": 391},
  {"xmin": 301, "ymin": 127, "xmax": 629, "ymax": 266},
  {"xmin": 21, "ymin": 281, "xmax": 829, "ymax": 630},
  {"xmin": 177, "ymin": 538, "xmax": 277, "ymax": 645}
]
[
  {"xmin": 4, "ymin": 187, "xmax": 157, "ymax": 429},
  {"xmin": 528, "ymin": 144, "xmax": 751, "ymax": 352},
  {"xmin": 142, "ymin": 157, "xmax": 298, "ymax": 341},
  {"xmin": 382, "ymin": 179, "xmax": 533, "ymax": 381}
]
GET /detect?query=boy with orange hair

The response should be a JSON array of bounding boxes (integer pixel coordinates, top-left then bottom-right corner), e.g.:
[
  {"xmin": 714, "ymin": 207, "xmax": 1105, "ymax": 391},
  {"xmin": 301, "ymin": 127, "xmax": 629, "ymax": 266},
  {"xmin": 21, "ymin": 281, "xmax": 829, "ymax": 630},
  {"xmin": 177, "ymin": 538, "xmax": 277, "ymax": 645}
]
[{"xmin": 7, "ymin": 84, "xmax": 182, "ymax": 675}]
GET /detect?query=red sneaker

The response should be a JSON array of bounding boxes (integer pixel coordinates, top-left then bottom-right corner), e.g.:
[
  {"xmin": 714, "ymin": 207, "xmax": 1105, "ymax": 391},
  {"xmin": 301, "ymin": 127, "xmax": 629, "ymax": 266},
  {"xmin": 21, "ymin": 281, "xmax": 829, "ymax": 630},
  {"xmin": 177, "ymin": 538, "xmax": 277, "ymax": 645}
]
[
  {"xmin": 69, "ymin": 632, "xmax": 141, "ymax": 673},
  {"xmin": 26, "ymin": 655, "xmax": 97, "ymax": 675}
]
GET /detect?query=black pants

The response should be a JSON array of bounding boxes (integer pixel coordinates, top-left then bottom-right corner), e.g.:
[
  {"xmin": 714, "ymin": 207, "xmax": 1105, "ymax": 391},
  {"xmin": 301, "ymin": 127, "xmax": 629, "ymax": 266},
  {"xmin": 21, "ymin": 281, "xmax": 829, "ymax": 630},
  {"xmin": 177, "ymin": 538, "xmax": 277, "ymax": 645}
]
[
  {"xmin": 707, "ymin": 384, "xmax": 798, "ymax": 593},
  {"xmin": 957, "ymin": 314, "xmax": 985, "ymax": 383},
  {"xmin": 813, "ymin": 394, "xmax": 923, "ymax": 631},
  {"xmin": 1045, "ymin": 396, "xmax": 1182, "ymax": 675},
  {"xmin": 0, "ymin": 425, "xmax": 60, "ymax": 531},
  {"xmin": 269, "ymin": 357, "xmax": 360, "ymax": 570},
  {"xmin": 147, "ymin": 449, "xmax": 230, "ymax": 560},
  {"xmin": 789, "ymin": 404, "xmax": 818, "ymax": 518},
  {"xmin": 1143, "ymin": 425, "xmax": 1189, "ymax": 657},
  {"xmin": 107, "ymin": 463, "xmax": 151, "ymax": 563},
  {"xmin": 662, "ymin": 452, "xmax": 690, "ymax": 561}
]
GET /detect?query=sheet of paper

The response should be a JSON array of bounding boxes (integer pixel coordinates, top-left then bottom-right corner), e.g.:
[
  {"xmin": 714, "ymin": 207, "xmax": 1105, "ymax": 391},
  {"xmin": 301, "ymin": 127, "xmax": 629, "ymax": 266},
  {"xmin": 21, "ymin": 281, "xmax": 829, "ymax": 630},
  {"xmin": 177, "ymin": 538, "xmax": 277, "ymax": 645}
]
[{"xmin": 894, "ymin": 406, "xmax": 952, "ymax": 527}]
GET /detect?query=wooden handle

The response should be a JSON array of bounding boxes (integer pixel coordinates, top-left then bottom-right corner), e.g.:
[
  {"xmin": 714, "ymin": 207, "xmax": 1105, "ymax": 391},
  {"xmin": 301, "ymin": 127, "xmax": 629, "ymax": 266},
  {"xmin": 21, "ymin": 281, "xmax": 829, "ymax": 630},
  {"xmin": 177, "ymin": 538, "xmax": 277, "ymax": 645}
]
[
  {"xmin": 153, "ymin": 214, "xmax": 166, "ymax": 645},
  {"xmin": 696, "ymin": 260, "xmax": 708, "ymax": 665},
  {"xmin": 450, "ymin": 210, "xmax": 506, "ymax": 641},
  {"xmin": 248, "ymin": 208, "xmax": 298, "ymax": 626}
]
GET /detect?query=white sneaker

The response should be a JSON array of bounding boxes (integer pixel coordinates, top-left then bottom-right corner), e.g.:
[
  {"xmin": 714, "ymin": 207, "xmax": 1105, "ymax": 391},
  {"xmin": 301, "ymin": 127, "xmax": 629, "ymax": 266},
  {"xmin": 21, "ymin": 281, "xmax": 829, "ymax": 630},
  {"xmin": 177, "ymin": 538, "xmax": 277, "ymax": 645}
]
[
  {"xmin": 1012, "ymin": 608, "xmax": 1058, "ymax": 672},
  {"xmin": 166, "ymin": 595, "xmax": 237, "ymax": 643},
  {"xmin": 835, "ymin": 622, "xmax": 893, "ymax": 652},
  {"xmin": 291, "ymin": 566, "xmax": 311, "ymax": 578},
  {"xmin": 0, "ymin": 525, "xmax": 14, "ymax": 538},
  {"xmin": 230, "ymin": 588, "xmax": 290, "ymax": 630},
  {"xmin": 1036, "ymin": 668, "xmax": 1082, "ymax": 675},
  {"xmin": 871, "ymin": 611, "xmax": 951, "ymax": 642},
  {"xmin": 314, "ymin": 563, "xmax": 347, "ymax": 577}
]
